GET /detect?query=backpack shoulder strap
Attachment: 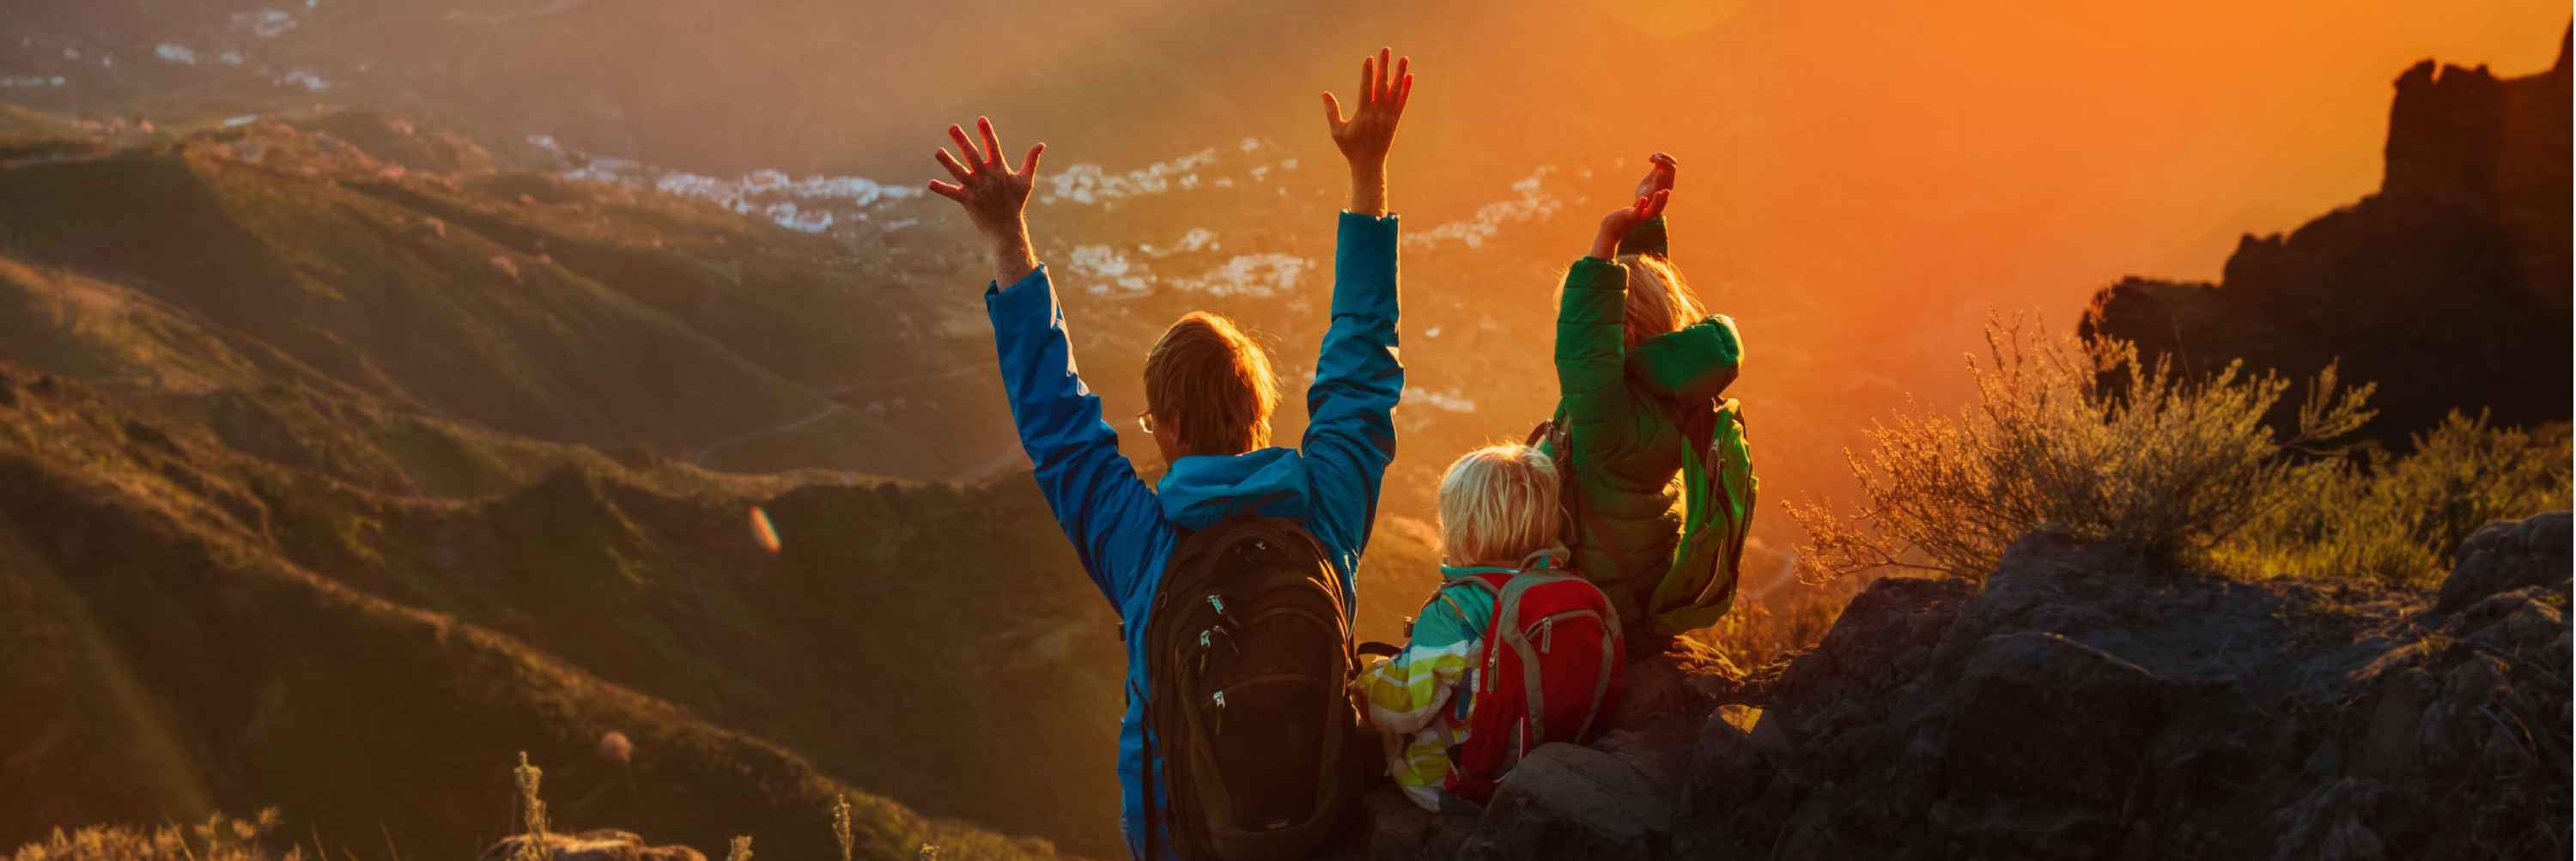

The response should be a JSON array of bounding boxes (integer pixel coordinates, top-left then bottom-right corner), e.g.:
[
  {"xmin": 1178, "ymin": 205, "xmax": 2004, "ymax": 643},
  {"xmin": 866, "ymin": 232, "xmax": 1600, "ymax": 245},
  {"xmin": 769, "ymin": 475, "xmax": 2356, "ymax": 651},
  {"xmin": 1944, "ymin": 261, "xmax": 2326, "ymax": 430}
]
[
  {"xmin": 1419, "ymin": 573, "xmax": 1502, "ymax": 625},
  {"xmin": 1425, "ymin": 588, "xmax": 1473, "ymax": 625}
]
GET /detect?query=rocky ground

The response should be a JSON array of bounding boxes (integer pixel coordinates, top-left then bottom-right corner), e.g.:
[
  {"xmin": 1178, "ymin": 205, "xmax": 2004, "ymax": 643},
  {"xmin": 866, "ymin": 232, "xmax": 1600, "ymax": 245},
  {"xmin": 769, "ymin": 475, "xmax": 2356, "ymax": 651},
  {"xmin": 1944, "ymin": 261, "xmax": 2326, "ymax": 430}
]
[
  {"xmin": 1335, "ymin": 511, "xmax": 2571, "ymax": 861},
  {"xmin": 471, "ymin": 512, "xmax": 2569, "ymax": 861}
]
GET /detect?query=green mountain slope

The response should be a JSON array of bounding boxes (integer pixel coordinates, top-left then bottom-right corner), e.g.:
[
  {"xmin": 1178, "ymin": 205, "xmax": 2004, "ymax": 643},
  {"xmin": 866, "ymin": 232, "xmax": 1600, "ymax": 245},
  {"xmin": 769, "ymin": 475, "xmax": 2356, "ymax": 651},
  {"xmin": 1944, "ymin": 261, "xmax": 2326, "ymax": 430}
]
[
  {"xmin": 0, "ymin": 107, "xmax": 1455, "ymax": 858},
  {"xmin": 0, "ymin": 118, "xmax": 1021, "ymax": 482},
  {"xmin": 0, "ymin": 366, "xmax": 1063, "ymax": 860}
]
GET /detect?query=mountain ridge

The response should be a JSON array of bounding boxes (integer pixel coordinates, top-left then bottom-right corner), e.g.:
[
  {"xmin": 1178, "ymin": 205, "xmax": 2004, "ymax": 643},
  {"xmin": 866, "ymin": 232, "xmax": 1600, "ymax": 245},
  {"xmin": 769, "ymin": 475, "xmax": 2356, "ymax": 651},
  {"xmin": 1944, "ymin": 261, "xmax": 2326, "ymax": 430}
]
[
  {"xmin": 0, "ymin": 363, "xmax": 1071, "ymax": 860},
  {"xmin": 2081, "ymin": 29, "xmax": 2573, "ymax": 449}
]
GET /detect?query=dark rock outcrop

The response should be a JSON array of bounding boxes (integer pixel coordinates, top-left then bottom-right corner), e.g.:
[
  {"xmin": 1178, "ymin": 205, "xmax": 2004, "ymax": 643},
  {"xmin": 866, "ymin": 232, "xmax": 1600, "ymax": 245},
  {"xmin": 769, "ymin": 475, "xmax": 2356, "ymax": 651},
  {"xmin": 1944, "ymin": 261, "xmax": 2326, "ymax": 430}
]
[
  {"xmin": 1456, "ymin": 743, "xmax": 1670, "ymax": 861},
  {"xmin": 1680, "ymin": 512, "xmax": 2570, "ymax": 860},
  {"xmin": 1334, "ymin": 511, "xmax": 2569, "ymax": 859},
  {"xmin": 2081, "ymin": 31, "xmax": 2573, "ymax": 451},
  {"xmin": 2437, "ymin": 509, "xmax": 2574, "ymax": 613}
]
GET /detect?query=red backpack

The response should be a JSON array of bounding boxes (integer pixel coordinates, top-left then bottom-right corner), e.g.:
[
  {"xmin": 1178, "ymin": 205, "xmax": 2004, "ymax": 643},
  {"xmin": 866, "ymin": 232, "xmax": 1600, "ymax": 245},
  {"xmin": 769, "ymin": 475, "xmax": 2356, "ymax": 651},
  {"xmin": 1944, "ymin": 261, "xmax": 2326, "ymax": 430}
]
[{"xmin": 1443, "ymin": 563, "xmax": 1626, "ymax": 803}]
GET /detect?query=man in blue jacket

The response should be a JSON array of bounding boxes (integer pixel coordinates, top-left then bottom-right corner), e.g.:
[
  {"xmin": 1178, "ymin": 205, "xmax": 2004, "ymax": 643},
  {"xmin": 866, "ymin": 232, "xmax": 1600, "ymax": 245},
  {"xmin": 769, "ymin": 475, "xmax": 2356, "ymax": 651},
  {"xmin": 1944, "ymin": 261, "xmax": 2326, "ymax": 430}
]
[{"xmin": 925, "ymin": 48, "xmax": 1414, "ymax": 859}]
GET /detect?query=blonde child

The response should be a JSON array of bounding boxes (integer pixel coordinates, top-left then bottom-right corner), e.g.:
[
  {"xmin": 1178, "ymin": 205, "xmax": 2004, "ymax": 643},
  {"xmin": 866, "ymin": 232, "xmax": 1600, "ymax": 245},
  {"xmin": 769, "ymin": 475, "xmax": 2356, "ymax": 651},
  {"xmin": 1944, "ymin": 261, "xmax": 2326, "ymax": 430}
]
[{"xmin": 1355, "ymin": 444, "xmax": 1565, "ymax": 812}]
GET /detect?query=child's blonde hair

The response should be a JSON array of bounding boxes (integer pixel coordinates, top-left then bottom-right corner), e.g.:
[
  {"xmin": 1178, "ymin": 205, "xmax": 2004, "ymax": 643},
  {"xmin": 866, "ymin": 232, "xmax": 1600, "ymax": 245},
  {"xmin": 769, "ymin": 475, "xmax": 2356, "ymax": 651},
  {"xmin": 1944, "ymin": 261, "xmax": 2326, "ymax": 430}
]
[
  {"xmin": 1619, "ymin": 253, "xmax": 1707, "ymax": 348},
  {"xmin": 1437, "ymin": 444, "xmax": 1562, "ymax": 567}
]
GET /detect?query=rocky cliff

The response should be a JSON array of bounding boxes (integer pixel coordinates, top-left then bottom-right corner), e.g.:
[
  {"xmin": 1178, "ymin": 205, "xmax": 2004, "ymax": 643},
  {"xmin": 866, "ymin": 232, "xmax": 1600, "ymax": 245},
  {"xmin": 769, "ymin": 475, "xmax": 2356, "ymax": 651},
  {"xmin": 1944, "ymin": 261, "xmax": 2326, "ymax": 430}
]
[
  {"xmin": 1339, "ymin": 512, "xmax": 2570, "ymax": 860},
  {"xmin": 2081, "ymin": 31, "xmax": 2573, "ymax": 451}
]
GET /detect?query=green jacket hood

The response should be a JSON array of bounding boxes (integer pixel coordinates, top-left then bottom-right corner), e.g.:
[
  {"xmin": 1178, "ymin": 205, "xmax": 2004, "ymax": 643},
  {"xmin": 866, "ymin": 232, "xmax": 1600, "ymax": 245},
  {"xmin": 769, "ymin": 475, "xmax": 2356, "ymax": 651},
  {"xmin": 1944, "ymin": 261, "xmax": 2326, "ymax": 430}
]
[{"xmin": 1626, "ymin": 314, "xmax": 1741, "ymax": 405}]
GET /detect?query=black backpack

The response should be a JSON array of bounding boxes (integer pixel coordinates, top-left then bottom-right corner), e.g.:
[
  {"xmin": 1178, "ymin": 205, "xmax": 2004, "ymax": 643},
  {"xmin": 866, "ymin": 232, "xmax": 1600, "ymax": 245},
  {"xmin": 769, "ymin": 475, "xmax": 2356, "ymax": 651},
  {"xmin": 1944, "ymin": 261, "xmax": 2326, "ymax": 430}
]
[{"xmin": 1139, "ymin": 515, "xmax": 1364, "ymax": 860}]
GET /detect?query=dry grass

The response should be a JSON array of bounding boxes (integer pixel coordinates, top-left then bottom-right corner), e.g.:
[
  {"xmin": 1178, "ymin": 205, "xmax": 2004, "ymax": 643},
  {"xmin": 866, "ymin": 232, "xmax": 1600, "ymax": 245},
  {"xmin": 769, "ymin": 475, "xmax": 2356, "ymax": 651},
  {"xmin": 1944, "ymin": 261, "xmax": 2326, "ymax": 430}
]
[
  {"xmin": 1685, "ymin": 543, "xmax": 1874, "ymax": 668},
  {"xmin": 2226, "ymin": 412, "xmax": 2572, "ymax": 585},
  {"xmin": 509, "ymin": 752, "xmax": 553, "ymax": 861},
  {"xmin": 9, "ymin": 812, "xmax": 292, "ymax": 861},
  {"xmin": 1786, "ymin": 315, "xmax": 2567, "ymax": 585},
  {"xmin": 1689, "ymin": 574, "xmax": 1874, "ymax": 670}
]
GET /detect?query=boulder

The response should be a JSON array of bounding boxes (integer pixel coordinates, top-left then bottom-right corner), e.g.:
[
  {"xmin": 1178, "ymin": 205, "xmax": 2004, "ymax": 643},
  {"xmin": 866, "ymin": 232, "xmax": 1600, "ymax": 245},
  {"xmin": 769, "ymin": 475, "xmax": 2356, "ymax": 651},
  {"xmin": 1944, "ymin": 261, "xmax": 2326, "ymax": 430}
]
[
  {"xmin": 2271, "ymin": 778, "xmax": 2407, "ymax": 861},
  {"xmin": 1940, "ymin": 632, "xmax": 2169, "ymax": 808},
  {"xmin": 1341, "ymin": 509, "xmax": 2571, "ymax": 858},
  {"xmin": 1456, "ymin": 743, "xmax": 1670, "ymax": 861},
  {"xmin": 1333, "ymin": 784, "xmax": 1475, "ymax": 861},
  {"xmin": 2435, "ymin": 511, "xmax": 2571, "ymax": 613},
  {"xmin": 1667, "ymin": 512, "xmax": 2571, "ymax": 860},
  {"xmin": 1673, "ymin": 706, "xmax": 1768, "ymax": 858}
]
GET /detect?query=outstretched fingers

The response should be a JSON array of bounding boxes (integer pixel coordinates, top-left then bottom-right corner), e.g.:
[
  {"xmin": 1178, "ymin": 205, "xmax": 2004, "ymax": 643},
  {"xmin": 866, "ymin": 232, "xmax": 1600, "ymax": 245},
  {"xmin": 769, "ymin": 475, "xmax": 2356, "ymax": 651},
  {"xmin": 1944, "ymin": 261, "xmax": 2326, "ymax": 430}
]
[
  {"xmin": 1321, "ymin": 91, "xmax": 1346, "ymax": 130},
  {"xmin": 1359, "ymin": 54, "xmax": 1376, "ymax": 107},
  {"xmin": 1018, "ymin": 142, "xmax": 1045, "ymax": 177},
  {"xmin": 947, "ymin": 124, "xmax": 985, "ymax": 167},
  {"xmin": 935, "ymin": 148, "xmax": 973, "ymax": 181},
  {"xmin": 1387, "ymin": 54, "xmax": 1407, "ymax": 106},
  {"xmin": 1376, "ymin": 47, "xmax": 1393, "ymax": 104},
  {"xmin": 977, "ymin": 117, "xmax": 1004, "ymax": 167},
  {"xmin": 1643, "ymin": 188, "xmax": 1671, "ymax": 219},
  {"xmin": 927, "ymin": 179, "xmax": 965, "ymax": 201}
]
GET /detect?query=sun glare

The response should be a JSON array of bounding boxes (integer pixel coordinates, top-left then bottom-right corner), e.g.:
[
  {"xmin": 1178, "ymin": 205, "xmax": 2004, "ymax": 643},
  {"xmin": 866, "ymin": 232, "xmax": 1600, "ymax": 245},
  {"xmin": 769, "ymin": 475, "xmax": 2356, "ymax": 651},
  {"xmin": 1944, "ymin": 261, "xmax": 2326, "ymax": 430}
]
[{"xmin": 1593, "ymin": 0, "xmax": 1743, "ymax": 39}]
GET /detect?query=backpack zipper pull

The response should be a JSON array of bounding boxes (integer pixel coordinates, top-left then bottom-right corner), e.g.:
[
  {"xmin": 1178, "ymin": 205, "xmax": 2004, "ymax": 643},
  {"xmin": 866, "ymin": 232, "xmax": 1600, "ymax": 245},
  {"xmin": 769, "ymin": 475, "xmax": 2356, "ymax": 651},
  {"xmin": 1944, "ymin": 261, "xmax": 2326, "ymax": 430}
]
[
  {"xmin": 1206, "ymin": 593, "xmax": 1243, "ymax": 634},
  {"xmin": 1540, "ymin": 617, "xmax": 1555, "ymax": 654},
  {"xmin": 1210, "ymin": 688, "xmax": 1227, "ymax": 735}
]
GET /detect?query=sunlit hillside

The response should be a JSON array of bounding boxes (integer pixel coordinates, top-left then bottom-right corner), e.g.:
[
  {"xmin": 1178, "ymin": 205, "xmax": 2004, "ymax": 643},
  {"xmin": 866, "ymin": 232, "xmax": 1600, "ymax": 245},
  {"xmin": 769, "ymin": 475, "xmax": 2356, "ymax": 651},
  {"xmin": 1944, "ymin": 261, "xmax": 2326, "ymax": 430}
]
[
  {"xmin": 4, "ymin": 0, "xmax": 2568, "ymax": 513},
  {"xmin": 1, "ymin": 3, "xmax": 2568, "ymax": 859}
]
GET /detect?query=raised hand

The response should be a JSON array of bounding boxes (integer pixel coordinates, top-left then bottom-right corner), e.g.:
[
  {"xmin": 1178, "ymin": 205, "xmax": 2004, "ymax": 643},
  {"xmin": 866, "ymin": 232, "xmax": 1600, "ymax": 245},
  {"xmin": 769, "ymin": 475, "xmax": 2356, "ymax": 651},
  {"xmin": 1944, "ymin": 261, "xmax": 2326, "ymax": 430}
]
[
  {"xmin": 1632, "ymin": 152, "xmax": 1677, "ymax": 201},
  {"xmin": 1321, "ymin": 46, "xmax": 1413, "ymax": 216},
  {"xmin": 1590, "ymin": 189, "xmax": 1670, "ymax": 260},
  {"xmin": 927, "ymin": 116, "xmax": 1045, "ymax": 285}
]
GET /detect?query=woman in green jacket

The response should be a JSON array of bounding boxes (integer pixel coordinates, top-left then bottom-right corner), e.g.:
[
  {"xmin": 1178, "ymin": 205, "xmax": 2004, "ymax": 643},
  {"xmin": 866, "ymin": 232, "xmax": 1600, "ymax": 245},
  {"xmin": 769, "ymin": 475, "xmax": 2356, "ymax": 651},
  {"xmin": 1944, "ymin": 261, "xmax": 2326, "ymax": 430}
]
[{"xmin": 1543, "ymin": 154, "xmax": 1751, "ymax": 651}]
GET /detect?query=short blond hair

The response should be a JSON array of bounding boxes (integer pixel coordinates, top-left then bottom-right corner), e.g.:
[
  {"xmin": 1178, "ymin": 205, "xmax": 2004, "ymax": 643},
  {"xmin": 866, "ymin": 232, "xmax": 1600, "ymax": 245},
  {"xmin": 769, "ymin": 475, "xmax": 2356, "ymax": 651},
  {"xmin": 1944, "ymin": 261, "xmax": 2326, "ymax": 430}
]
[
  {"xmin": 1144, "ymin": 312, "xmax": 1278, "ymax": 455},
  {"xmin": 1619, "ymin": 253, "xmax": 1707, "ymax": 348},
  {"xmin": 1437, "ymin": 445, "xmax": 1562, "ymax": 567}
]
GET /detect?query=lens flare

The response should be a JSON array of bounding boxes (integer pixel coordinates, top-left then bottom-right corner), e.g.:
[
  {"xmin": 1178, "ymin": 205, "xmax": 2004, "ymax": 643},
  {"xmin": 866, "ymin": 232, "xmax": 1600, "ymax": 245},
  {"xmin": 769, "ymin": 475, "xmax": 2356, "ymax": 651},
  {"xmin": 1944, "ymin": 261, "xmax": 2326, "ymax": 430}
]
[{"xmin": 749, "ymin": 505, "xmax": 782, "ymax": 555}]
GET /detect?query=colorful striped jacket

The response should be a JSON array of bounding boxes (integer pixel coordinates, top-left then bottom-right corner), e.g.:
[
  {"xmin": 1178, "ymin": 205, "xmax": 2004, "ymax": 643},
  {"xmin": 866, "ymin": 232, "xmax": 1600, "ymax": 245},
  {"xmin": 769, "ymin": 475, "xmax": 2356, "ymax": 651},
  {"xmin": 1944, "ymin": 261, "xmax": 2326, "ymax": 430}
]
[{"xmin": 1357, "ymin": 563, "xmax": 1512, "ymax": 812}]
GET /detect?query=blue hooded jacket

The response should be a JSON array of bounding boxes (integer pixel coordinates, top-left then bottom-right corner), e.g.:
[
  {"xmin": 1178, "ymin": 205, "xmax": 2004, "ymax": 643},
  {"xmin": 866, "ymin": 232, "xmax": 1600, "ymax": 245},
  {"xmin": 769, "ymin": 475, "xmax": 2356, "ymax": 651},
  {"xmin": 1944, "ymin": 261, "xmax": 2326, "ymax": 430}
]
[{"xmin": 983, "ymin": 212, "xmax": 1402, "ymax": 859}]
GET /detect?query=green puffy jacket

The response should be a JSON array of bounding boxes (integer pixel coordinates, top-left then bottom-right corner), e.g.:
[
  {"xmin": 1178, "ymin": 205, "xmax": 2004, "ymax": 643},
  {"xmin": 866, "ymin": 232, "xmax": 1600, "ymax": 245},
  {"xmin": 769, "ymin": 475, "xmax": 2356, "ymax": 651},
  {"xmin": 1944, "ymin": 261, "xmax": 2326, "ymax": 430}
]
[{"xmin": 1542, "ymin": 216, "xmax": 1745, "ymax": 642}]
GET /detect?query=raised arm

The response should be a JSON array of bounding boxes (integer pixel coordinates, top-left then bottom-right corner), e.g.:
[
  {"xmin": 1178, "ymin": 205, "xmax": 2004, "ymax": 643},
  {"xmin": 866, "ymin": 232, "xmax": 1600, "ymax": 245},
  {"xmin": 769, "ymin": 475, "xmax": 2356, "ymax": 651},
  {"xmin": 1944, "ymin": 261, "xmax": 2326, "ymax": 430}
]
[
  {"xmin": 1558, "ymin": 188, "xmax": 1671, "ymax": 450},
  {"xmin": 1321, "ymin": 46, "xmax": 1412, "ymax": 216},
  {"xmin": 1618, "ymin": 153, "xmax": 1676, "ymax": 258},
  {"xmin": 931, "ymin": 116, "xmax": 1047, "ymax": 287},
  {"xmin": 933, "ymin": 118, "xmax": 1171, "ymax": 609},
  {"xmin": 1304, "ymin": 47, "xmax": 1413, "ymax": 579}
]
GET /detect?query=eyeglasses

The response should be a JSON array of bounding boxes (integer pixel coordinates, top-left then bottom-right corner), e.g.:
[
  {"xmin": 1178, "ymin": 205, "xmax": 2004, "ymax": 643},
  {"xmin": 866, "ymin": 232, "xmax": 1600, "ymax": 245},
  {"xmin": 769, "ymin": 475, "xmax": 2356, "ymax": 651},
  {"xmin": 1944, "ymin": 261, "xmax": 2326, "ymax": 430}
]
[{"xmin": 1136, "ymin": 410, "xmax": 1157, "ymax": 435}]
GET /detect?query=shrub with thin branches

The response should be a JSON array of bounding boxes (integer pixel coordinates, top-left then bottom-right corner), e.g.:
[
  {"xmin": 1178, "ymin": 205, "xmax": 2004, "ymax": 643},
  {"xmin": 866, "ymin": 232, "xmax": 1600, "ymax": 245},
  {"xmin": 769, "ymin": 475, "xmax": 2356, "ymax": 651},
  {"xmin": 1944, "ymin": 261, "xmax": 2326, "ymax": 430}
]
[
  {"xmin": 1786, "ymin": 315, "xmax": 2378, "ymax": 582},
  {"xmin": 2227, "ymin": 412, "xmax": 2573, "ymax": 584},
  {"xmin": 1791, "ymin": 316, "xmax": 2573, "ymax": 585}
]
